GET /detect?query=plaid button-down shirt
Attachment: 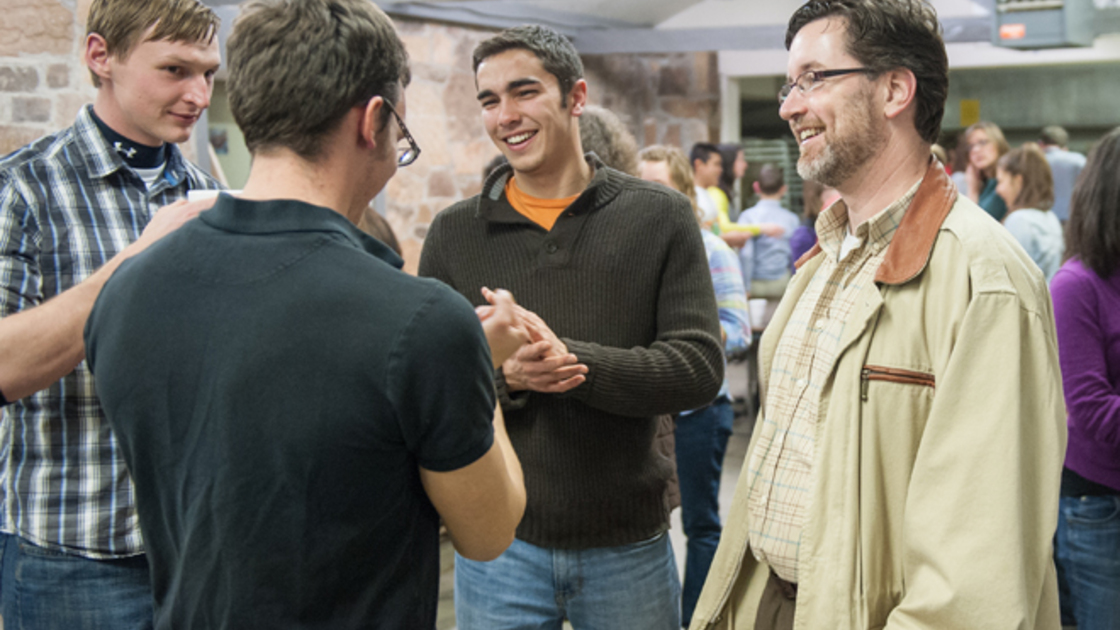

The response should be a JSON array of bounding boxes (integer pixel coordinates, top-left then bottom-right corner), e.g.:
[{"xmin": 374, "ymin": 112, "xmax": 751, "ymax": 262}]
[
  {"xmin": 745, "ymin": 180, "xmax": 920, "ymax": 582},
  {"xmin": 0, "ymin": 105, "xmax": 220, "ymax": 558}
]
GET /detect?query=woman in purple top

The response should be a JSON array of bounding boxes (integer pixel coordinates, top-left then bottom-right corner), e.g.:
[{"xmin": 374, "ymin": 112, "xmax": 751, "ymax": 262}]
[{"xmin": 1050, "ymin": 127, "xmax": 1120, "ymax": 630}]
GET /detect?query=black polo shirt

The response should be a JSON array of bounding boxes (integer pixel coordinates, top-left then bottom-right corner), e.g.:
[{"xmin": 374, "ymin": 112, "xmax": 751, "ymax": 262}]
[{"xmin": 86, "ymin": 195, "xmax": 495, "ymax": 629}]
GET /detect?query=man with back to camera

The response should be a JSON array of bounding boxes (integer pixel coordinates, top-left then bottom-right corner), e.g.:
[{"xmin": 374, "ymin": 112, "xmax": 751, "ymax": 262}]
[
  {"xmin": 83, "ymin": 0, "xmax": 528, "ymax": 627},
  {"xmin": 737, "ymin": 164, "xmax": 801, "ymax": 302},
  {"xmin": 0, "ymin": 0, "xmax": 222, "ymax": 624},
  {"xmin": 689, "ymin": 1, "xmax": 1066, "ymax": 629},
  {"xmin": 1038, "ymin": 125, "xmax": 1086, "ymax": 225},
  {"xmin": 419, "ymin": 24, "xmax": 724, "ymax": 630}
]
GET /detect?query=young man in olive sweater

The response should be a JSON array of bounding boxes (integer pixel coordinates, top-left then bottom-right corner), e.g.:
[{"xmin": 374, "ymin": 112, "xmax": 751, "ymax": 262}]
[{"xmin": 419, "ymin": 24, "xmax": 723, "ymax": 629}]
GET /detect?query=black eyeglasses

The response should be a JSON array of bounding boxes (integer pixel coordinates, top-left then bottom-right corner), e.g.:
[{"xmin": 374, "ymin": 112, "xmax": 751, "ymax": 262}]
[
  {"xmin": 778, "ymin": 68, "xmax": 871, "ymax": 104},
  {"xmin": 383, "ymin": 100, "xmax": 420, "ymax": 167}
]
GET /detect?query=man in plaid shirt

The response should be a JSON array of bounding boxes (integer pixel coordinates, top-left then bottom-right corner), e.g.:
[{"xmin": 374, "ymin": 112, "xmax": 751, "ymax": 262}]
[{"xmin": 0, "ymin": 0, "xmax": 221, "ymax": 625}]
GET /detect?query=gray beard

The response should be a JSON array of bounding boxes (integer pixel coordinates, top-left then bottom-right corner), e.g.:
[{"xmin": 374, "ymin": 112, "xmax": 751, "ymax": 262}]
[
  {"xmin": 795, "ymin": 92, "xmax": 886, "ymax": 187},
  {"xmin": 797, "ymin": 130, "xmax": 884, "ymax": 188}
]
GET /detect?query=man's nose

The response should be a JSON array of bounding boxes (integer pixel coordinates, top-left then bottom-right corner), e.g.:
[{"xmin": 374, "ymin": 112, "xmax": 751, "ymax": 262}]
[
  {"xmin": 778, "ymin": 89, "xmax": 804, "ymax": 121},
  {"xmin": 497, "ymin": 99, "xmax": 519, "ymax": 127},
  {"xmin": 183, "ymin": 75, "xmax": 211, "ymax": 110}
]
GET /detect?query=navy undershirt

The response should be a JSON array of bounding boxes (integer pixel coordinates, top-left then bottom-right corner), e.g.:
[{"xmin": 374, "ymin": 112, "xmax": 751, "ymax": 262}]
[{"xmin": 89, "ymin": 109, "xmax": 168, "ymax": 169}]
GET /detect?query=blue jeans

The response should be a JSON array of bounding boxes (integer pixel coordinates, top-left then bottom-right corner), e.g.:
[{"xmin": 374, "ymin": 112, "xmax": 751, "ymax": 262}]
[
  {"xmin": 1054, "ymin": 494, "xmax": 1120, "ymax": 630},
  {"xmin": 0, "ymin": 534, "xmax": 154, "ymax": 629},
  {"xmin": 455, "ymin": 534, "xmax": 681, "ymax": 630},
  {"xmin": 675, "ymin": 398, "xmax": 734, "ymax": 626}
]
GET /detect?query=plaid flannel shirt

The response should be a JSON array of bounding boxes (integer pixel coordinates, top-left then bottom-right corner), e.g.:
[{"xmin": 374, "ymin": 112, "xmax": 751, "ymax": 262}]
[
  {"xmin": 0, "ymin": 105, "xmax": 220, "ymax": 558},
  {"xmin": 746, "ymin": 181, "xmax": 919, "ymax": 582}
]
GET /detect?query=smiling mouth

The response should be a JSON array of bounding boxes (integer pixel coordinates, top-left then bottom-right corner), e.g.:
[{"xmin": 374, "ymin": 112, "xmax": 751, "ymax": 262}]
[
  {"xmin": 504, "ymin": 130, "xmax": 537, "ymax": 148},
  {"xmin": 798, "ymin": 127, "xmax": 824, "ymax": 144}
]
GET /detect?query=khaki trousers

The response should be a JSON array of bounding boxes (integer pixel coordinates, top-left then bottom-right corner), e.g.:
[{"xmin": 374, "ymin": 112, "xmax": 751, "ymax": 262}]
[{"xmin": 754, "ymin": 570, "xmax": 796, "ymax": 630}]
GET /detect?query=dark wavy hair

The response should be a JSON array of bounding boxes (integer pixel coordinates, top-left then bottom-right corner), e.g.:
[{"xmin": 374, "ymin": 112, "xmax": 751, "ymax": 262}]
[
  {"xmin": 1066, "ymin": 127, "xmax": 1120, "ymax": 278},
  {"xmin": 473, "ymin": 25, "xmax": 583, "ymax": 107},
  {"xmin": 786, "ymin": 0, "xmax": 948, "ymax": 144}
]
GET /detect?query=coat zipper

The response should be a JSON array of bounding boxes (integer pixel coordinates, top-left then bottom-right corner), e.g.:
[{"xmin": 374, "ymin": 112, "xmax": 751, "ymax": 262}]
[{"xmin": 861, "ymin": 365, "xmax": 936, "ymax": 401}]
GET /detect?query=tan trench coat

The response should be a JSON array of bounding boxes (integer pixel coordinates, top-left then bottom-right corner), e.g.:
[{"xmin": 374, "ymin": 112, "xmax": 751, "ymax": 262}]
[{"xmin": 690, "ymin": 163, "xmax": 1066, "ymax": 630}]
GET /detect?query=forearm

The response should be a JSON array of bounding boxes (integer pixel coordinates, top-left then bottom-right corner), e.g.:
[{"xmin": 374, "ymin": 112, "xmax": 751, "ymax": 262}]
[
  {"xmin": 721, "ymin": 217, "xmax": 762, "ymax": 235},
  {"xmin": 564, "ymin": 333, "xmax": 724, "ymax": 416},
  {"xmin": 492, "ymin": 404, "xmax": 525, "ymax": 507},
  {"xmin": 0, "ymin": 250, "xmax": 132, "ymax": 401},
  {"xmin": 424, "ymin": 404, "xmax": 526, "ymax": 562},
  {"xmin": 1066, "ymin": 382, "xmax": 1120, "ymax": 448}
]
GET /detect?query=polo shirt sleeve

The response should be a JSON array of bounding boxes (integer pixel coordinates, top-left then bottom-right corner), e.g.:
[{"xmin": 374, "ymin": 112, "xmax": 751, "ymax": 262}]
[
  {"xmin": 0, "ymin": 174, "xmax": 42, "ymax": 319},
  {"xmin": 386, "ymin": 282, "xmax": 496, "ymax": 472}
]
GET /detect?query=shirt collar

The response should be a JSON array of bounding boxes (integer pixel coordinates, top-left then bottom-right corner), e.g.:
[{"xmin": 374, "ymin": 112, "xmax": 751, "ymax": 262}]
[
  {"xmin": 71, "ymin": 105, "xmax": 191, "ymax": 185},
  {"xmin": 795, "ymin": 159, "xmax": 960, "ymax": 285},
  {"xmin": 476, "ymin": 152, "xmax": 621, "ymax": 224},
  {"xmin": 817, "ymin": 179, "xmax": 918, "ymax": 262},
  {"xmin": 751, "ymin": 198, "xmax": 785, "ymax": 212},
  {"xmin": 199, "ymin": 194, "xmax": 404, "ymax": 269}
]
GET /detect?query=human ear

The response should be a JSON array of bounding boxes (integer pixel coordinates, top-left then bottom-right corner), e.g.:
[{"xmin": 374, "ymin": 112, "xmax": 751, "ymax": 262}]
[
  {"xmin": 882, "ymin": 68, "xmax": 917, "ymax": 121},
  {"xmin": 569, "ymin": 79, "xmax": 588, "ymax": 115},
  {"xmin": 359, "ymin": 96, "xmax": 385, "ymax": 150},
  {"xmin": 85, "ymin": 34, "xmax": 112, "ymax": 83}
]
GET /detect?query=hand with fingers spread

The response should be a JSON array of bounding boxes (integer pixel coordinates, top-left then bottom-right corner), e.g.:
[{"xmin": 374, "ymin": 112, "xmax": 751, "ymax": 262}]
[
  {"xmin": 480, "ymin": 287, "xmax": 588, "ymax": 393},
  {"xmin": 474, "ymin": 288, "xmax": 531, "ymax": 369}
]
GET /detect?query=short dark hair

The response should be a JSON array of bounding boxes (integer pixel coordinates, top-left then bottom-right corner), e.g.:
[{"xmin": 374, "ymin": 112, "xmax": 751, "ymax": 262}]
[
  {"xmin": 579, "ymin": 105, "xmax": 638, "ymax": 176},
  {"xmin": 786, "ymin": 0, "xmax": 948, "ymax": 144},
  {"xmin": 998, "ymin": 143, "xmax": 1053, "ymax": 212},
  {"xmin": 473, "ymin": 25, "xmax": 583, "ymax": 106},
  {"xmin": 757, "ymin": 164, "xmax": 785, "ymax": 195},
  {"xmin": 690, "ymin": 143, "xmax": 720, "ymax": 168},
  {"xmin": 1040, "ymin": 125, "xmax": 1069, "ymax": 148},
  {"xmin": 1066, "ymin": 127, "xmax": 1120, "ymax": 278},
  {"xmin": 226, "ymin": 0, "xmax": 410, "ymax": 161}
]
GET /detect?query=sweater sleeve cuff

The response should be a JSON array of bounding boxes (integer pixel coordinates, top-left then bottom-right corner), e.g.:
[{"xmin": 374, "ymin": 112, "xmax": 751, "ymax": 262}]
[
  {"xmin": 560, "ymin": 338, "xmax": 598, "ymax": 401},
  {"xmin": 495, "ymin": 368, "xmax": 530, "ymax": 411}
]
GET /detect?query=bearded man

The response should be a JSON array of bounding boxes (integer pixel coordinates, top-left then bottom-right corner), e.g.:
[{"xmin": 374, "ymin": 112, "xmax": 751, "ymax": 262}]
[{"xmin": 688, "ymin": 1, "xmax": 1066, "ymax": 629}]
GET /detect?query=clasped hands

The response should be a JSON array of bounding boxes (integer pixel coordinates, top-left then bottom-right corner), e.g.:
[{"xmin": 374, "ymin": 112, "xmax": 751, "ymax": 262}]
[{"xmin": 475, "ymin": 287, "xmax": 588, "ymax": 394}]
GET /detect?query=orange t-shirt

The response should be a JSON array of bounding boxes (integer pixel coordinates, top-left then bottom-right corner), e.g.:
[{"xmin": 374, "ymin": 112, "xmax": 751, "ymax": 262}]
[{"xmin": 505, "ymin": 177, "xmax": 579, "ymax": 231}]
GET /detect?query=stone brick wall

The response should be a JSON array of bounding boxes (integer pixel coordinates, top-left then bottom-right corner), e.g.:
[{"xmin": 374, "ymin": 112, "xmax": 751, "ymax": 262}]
[
  {"xmin": 386, "ymin": 19, "xmax": 502, "ymax": 273},
  {"xmin": 0, "ymin": 0, "xmax": 95, "ymax": 156},
  {"xmin": 583, "ymin": 51, "xmax": 720, "ymax": 153}
]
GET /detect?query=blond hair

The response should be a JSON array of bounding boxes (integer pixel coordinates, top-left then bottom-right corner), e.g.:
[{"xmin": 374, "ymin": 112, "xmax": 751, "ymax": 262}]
[{"xmin": 639, "ymin": 144, "xmax": 701, "ymax": 223}]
